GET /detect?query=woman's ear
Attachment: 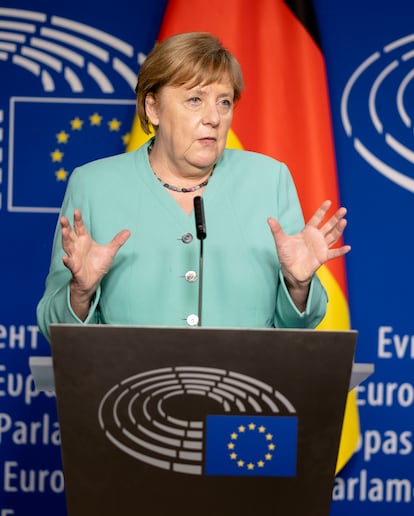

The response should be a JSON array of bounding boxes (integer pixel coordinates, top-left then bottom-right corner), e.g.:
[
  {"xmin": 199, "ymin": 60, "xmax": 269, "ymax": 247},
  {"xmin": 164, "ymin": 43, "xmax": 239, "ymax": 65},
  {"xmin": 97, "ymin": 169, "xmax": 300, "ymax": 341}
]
[{"xmin": 145, "ymin": 93, "xmax": 159, "ymax": 127}]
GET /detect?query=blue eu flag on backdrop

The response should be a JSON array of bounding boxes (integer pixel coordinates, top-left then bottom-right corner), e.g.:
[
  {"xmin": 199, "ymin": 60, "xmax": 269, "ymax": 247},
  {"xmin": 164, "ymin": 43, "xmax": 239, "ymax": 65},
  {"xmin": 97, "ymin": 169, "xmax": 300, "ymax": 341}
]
[
  {"xmin": 205, "ymin": 415, "xmax": 297, "ymax": 477},
  {"xmin": 10, "ymin": 98, "xmax": 135, "ymax": 212}
]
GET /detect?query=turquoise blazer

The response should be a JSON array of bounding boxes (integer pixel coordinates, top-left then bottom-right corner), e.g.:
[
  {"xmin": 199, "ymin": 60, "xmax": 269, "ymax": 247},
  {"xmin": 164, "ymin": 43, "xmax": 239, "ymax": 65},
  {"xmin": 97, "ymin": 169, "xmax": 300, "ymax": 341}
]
[{"xmin": 37, "ymin": 141, "xmax": 328, "ymax": 341}]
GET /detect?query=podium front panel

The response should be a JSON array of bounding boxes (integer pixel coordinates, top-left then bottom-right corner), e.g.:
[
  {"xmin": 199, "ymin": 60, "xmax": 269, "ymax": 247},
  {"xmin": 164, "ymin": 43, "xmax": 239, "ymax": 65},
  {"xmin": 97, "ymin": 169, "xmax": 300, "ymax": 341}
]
[{"xmin": 50, "ymin": 325, "xmax": 357, "ymax": 516}]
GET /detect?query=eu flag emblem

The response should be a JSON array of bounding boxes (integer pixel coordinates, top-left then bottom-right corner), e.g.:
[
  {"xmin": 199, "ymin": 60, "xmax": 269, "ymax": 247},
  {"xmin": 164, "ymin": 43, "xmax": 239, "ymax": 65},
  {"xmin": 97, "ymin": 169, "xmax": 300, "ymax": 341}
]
[
  {"xmin": 9, "ymin": 97, "xmax": 135, "ymax": 212},
  {"xmin": 205, "ymin": 415, "xmax": 297, "ymax": 477}
]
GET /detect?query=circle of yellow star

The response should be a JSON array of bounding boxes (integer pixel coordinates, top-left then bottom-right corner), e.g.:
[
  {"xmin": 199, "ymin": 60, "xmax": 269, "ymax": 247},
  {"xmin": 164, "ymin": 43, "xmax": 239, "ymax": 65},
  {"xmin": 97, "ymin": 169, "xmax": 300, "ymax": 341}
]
[
  {"xmin": 227, "ymin": 422, "xmax": 276, "ymax": 472},
  {"xmin": 70, "ymin": 117, "xmax": 84, "ymax": 130},
  {"xmin": 108, "ymin": 118, "xmax": 121, "ymax": 131},
  {"xmin": 56, "ymin": 130, "xmax": 69, "ymax": 144},
  {"xmin": 55, "ymin": 168, "xmax": 69, "ymax": 181},
  {"xmin": 50, "ymin": 112, "xmax": 127, "ymax": 185},
  {"xmin": 122, "ymin": 132, "xmax": 131, "ymax": 146},
  {"xmin": 89, "ymin": 112, "xmax": 103, "ymax": 126},
  {"xmin": 50, "ymin": 149, "xmax": 64, "ymax": 162}
]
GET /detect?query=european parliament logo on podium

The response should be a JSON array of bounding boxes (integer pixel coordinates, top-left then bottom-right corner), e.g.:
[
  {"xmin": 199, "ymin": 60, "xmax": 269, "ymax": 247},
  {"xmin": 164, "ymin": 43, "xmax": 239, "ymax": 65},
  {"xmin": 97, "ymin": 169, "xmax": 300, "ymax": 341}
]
[{"xmin": 97, "ymin": 365, "xmax": 298, "ymax": 478}]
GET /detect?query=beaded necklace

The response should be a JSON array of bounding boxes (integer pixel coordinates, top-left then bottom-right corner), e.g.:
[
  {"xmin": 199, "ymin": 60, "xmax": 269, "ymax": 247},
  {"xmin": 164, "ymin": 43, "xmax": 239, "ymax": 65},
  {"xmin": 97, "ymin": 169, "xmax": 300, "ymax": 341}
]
[
  {"xmin": 154, "ymin": 174, "xmax": 212, "ymax": 193},
  {"xmin": 148, "ymin": 138, "xmax": 213, "ymax": 193}
]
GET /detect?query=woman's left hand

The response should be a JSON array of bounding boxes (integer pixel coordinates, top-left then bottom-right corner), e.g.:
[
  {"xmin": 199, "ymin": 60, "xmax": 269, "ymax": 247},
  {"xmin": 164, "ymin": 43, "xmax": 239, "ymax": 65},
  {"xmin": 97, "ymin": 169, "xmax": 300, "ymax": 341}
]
[{"xmin": 267, "ymin": 200, "xmax": 351, "ymax": 289}]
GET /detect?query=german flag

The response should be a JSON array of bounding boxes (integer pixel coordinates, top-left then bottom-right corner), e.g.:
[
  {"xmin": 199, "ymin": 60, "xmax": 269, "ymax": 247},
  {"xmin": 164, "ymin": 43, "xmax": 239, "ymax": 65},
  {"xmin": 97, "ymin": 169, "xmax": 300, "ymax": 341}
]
[{"xmin": 128, "ymin": 0, "xmax": 359, "ymax": 473}]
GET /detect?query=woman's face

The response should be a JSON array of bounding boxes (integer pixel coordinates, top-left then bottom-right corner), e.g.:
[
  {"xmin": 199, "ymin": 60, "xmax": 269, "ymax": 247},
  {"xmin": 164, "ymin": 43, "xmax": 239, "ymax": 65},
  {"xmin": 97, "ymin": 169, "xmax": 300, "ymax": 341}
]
[{"xmin": 145, "ymin": 77, "xmax": 234, "ymax": 176}]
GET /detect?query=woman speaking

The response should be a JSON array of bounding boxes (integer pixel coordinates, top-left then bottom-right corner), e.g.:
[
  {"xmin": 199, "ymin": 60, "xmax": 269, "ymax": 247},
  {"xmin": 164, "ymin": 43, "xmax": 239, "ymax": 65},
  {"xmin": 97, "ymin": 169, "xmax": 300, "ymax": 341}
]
[{"xmin": 37, "ymin": 32, "xmax": 350, "ymax": 341}]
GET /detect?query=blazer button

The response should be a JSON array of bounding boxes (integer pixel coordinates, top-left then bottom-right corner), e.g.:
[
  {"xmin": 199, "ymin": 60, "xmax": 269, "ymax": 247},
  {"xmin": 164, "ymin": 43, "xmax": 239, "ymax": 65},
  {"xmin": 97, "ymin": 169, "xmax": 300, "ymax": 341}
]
[
  {"xmin": 186, "ymin": 314, "xmax": 199, "ymax": 326},
  {"xmin": 181, "ymin": 233, "xmax": 193, "ymax": 244},
  {"xmin": 185, "ymin": 270, "xmax": 198, "ymax": 282}
]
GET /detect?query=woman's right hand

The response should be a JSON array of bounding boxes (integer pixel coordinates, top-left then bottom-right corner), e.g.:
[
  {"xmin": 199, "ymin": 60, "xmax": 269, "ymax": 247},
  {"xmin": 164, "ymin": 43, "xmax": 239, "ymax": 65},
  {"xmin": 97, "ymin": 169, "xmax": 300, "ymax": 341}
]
[{"xmin": 61, "ymin": 209, "xmax": 131, "ymax": 320}]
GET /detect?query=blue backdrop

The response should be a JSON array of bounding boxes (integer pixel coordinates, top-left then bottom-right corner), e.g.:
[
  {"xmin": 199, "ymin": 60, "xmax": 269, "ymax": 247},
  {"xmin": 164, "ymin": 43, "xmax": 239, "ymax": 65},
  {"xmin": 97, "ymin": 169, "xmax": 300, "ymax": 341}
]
[
  {"xmin": 0, "ymin": 1, "xmax": 413, "ymax": 514},
  {"xmin": 314, "ymin": 0, "xmax": 414, "ymax": 514}
]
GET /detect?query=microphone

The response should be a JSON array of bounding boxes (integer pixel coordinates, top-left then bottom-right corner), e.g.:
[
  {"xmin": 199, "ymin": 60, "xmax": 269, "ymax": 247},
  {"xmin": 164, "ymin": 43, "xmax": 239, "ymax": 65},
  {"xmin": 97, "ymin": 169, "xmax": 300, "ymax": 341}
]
[
  {"xmin": 194, "ymin": 196, "xmax": 207, "ymax": 240},
  {"xmin": 193, "ymin": 196, "xmax": 206, "ymax": 326}
]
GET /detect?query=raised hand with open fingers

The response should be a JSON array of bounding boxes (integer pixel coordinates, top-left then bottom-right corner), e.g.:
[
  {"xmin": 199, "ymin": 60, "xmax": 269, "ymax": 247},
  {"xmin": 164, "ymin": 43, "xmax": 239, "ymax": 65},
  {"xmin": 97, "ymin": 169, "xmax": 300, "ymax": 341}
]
[
  {"xmin": 267, "ymin": 200, "xmax": 350, "ymax": 310},
  {"xmin": 61, "ymin": 209, "xmax": 131, "ymax": 319}
]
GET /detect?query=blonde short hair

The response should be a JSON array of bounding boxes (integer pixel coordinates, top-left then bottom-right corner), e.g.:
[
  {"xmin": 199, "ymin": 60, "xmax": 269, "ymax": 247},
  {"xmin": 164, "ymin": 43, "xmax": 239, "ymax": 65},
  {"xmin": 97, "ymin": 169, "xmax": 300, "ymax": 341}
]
[{"xmin": 136, "ymin": 32, "xmax": 244, "ymax": 134}]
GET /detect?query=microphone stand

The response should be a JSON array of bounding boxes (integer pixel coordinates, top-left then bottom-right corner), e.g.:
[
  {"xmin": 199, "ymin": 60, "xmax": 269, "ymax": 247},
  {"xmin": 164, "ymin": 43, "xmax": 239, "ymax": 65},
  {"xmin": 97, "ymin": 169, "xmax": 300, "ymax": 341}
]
[
  {"xmin": 193, "ymin": 196, "xmax": 206, "ymax": 327},
  {"xmin": 198, "ymin": 239, "xmax": 204, "ymax": 327}
]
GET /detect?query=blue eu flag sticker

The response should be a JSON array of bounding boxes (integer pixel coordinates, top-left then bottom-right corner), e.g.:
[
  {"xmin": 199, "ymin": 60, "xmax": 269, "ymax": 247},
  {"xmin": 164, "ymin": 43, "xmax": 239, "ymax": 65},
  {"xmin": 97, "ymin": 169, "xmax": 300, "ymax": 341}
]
[{"xmin": 205, "ymin": 415, "xmax": 297, "ymax": 477}]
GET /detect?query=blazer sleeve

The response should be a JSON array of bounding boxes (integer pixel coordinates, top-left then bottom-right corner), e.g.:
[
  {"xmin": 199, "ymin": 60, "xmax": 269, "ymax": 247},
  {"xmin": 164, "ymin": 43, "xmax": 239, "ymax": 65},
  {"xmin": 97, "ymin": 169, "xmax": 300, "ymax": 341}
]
[
  {"xmin": 271, "ymin": 163, "xmax": 328, "ymax": 328},
  {"xmin": 36, "ymin": 168, "xmax": 102, "ymax": 342}
]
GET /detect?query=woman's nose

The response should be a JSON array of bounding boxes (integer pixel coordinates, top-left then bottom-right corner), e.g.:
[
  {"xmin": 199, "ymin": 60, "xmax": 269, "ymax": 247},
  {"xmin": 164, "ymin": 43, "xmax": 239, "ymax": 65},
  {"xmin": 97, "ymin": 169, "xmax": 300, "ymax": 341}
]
[{"xmin": 202, "ymin": 102, "xmax": 220, "ymax": 126}]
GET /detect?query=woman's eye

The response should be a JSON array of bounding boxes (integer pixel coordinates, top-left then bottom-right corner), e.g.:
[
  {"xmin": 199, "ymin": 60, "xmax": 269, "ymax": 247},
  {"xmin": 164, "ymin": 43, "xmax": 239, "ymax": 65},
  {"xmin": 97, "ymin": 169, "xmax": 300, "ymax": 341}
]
[{"xmin": 219, "ymin": 99, "xmax": 232, "ymax": 108}]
